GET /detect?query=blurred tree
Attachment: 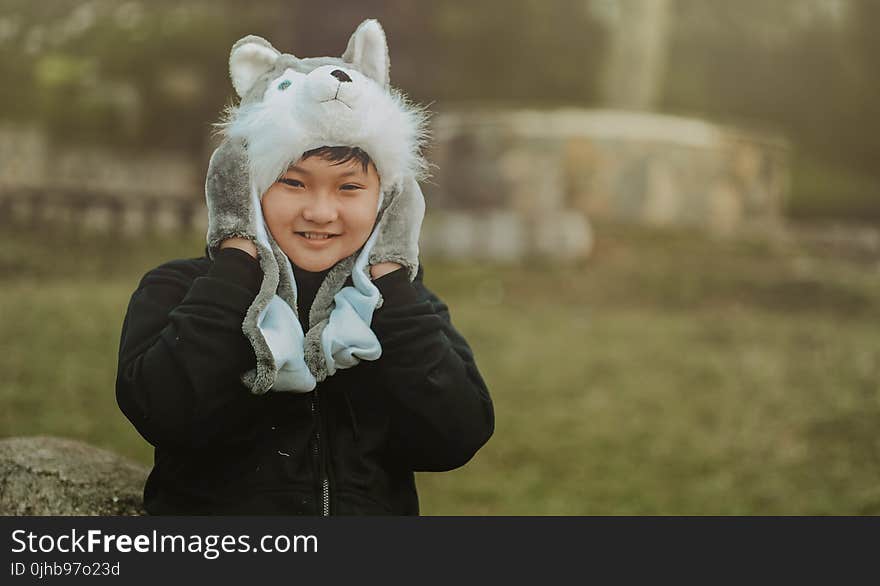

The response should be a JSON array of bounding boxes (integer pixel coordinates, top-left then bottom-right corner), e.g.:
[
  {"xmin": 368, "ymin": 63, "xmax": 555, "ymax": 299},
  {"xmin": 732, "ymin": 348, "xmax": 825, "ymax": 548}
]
[
  {"xmin": 844, "ymin": 0, "xmax": 880, "ymax": 173},
  {"xmin": 288, "ymin": 0, "xmax": 607, "ymax": 107},
  {"xmin": 0, "ymin": 0, "xmax": 606, "ymax": 153},
  {"xmin": 427, "ymin": 0, "xmax": 607, "ymax": 106},
  {"xmin": 0, "ymin": 0, "xmax": 278, "ymax": 152},
  {"xmin": 658, "ymin": 0, "xmax": 880, "ymax": 218},
  {"xmin": 600, "ymin": 0, "xmax": 672, "ymax": 110},
  {"xmin": 664, "ymin": 0, "xmax": 876, "ymax": 175}
]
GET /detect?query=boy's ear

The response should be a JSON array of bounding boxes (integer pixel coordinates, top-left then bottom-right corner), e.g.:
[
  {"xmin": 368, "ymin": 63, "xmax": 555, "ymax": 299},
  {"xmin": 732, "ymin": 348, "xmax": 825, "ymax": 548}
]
[
  {"xmin": 229, "ymin": 35, "xmax": 282, "ymax": 98},
  {"xmin": 341, "ymin": 19, "xmax": 390, "ymax": 88}
]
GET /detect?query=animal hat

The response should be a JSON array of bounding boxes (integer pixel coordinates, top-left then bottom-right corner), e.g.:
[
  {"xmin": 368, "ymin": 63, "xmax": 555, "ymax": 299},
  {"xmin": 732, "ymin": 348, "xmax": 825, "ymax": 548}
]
[{"xmin": 205, "ymin": 19, "xmax": 430, "ymax": 394}]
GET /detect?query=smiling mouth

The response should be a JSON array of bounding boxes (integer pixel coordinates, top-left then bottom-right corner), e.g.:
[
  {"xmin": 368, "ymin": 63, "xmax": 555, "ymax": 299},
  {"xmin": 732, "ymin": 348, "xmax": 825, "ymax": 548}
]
[{"xmin": 296, "ymin": 231, "xmax": 339, "ymax": 241}]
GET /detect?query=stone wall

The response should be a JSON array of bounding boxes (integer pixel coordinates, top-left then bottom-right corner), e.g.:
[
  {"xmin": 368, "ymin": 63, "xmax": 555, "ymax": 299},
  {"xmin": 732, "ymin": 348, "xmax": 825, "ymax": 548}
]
[
  {"xmin": 0, "ymin": 125, "xmax": 199, "ymax": 197},
  {"xmin": 0, "ymin": 125, "xmax": 203, "ymax": 236},
  {"xmin": 421, "ymin": 111, "xmax": 597, "ymax": 262},
  {"xmin": 426, "ymin": 108, "xmax": 790, "ymax": 242}
]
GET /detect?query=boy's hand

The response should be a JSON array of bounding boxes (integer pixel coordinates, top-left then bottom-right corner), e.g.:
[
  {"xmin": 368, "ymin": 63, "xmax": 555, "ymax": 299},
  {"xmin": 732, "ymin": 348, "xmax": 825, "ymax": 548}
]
[
  {"xmin": 219, "ymin": 236, "xmax": 258, "ymax": 259},
  {"xmin": 370, "ymin": 262, "xmax": 402, "ymax": 280}
]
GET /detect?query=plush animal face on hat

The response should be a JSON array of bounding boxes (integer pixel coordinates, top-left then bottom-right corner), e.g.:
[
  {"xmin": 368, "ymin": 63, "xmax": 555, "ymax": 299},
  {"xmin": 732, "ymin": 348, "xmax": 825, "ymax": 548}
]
[{"xmin": 220, "ymin": 19, "xmax": 429, "ymax": 200}]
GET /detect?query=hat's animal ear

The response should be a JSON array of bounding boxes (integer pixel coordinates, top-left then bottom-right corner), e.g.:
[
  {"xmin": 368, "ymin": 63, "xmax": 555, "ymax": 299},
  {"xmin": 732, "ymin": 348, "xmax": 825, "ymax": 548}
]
[
  {"xmin": 341, "ymin": 19, "xmax": 389, "ymax": 88},
  {"xmin": 229, "ymin": 35, "xmax": 282, "ymax": 98}
]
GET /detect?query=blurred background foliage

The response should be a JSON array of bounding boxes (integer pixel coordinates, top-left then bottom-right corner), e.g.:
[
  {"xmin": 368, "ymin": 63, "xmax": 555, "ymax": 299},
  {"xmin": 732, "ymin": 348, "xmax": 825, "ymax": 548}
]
[{"xmin": 1, "ymin": 0, "xmax": 878, "ymax": 219}]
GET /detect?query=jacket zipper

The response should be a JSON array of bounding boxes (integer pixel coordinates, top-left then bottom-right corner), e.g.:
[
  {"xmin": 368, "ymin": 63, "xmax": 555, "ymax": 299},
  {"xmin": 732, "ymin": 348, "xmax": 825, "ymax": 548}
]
[{"xmin": 310, "ymin": 393, "xmax": 330, "ymax": 516}]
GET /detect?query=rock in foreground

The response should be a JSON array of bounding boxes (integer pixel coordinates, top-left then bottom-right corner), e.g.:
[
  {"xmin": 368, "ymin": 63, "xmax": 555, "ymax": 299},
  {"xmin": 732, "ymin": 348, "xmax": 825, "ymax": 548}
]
[{"xmin": 0, "ymin": 436, "xmax": 147, "ymax": 516}]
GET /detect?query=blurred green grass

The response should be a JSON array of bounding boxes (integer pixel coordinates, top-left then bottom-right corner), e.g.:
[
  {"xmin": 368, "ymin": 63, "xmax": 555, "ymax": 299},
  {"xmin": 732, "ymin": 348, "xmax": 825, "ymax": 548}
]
[
  {"xmin": 1, "ymin": 223, "xmax": 879, "ymax": 514},
  {"xmin": 789, "ymin": 154, "xmax": 880, "ymax": 222}
]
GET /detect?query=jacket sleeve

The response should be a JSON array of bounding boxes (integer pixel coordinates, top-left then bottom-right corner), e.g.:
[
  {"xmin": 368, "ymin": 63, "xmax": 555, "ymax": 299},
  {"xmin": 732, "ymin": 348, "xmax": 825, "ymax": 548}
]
[
  {"xmin": 115, "ymin": 248, "xmax": 268, "ymax": 451},
  {"xmin": 370, "ymin": 265, "xmax": 495, "ymax": 472}
]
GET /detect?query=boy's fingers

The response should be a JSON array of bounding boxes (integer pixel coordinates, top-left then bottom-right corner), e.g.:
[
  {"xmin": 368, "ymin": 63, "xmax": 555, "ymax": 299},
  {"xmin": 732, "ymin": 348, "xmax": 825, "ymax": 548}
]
[
  {"xmin": 370, "ymin": 262, "xmax": 402, "ymax": 280},
  {"xmin": 219, "ymin": 237, "xmax": 258, "ymax": 258}
]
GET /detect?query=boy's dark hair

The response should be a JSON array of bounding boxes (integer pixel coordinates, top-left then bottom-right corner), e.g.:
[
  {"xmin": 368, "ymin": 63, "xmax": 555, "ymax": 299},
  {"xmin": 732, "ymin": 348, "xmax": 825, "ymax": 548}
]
[{"xmin": 302, "ymin": 145, "xmax": 373, "ymax": 174}]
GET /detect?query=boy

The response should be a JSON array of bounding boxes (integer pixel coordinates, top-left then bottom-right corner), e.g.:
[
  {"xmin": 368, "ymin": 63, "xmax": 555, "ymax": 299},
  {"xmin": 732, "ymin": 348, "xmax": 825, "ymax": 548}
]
[{"xmin": 115, "ymin": 20, "xmax": 494, "ymax": 515}]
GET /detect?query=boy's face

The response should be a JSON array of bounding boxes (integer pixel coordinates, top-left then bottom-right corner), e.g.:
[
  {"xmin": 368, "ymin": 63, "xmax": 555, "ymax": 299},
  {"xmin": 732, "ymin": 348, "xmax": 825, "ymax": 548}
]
[{"xmin": 261, "ymin": 155, "xmax": 381, "ymax": 271}]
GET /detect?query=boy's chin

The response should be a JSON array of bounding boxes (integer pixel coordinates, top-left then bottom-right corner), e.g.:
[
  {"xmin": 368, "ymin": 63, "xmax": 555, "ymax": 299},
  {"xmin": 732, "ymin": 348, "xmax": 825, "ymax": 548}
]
[{"xmin": 285, "ymin": 249, "xmax": 346, "ymax": 272}]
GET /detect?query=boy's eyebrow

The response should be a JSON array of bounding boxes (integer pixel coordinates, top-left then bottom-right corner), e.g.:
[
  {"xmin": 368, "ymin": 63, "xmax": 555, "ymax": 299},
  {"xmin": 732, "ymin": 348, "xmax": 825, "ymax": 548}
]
[
  {"xmin": 287, "ymin": 164, "xmax": 312, "ymax": 175},
  {"xmin": 287, "ymin": 164, "xmax": 363, "ymax": 178}
]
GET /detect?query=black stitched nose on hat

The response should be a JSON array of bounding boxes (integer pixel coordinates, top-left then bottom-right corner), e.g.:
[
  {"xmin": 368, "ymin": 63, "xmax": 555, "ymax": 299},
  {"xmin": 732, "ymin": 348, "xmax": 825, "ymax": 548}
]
[{"xmin": 331, "ymin": 69, "xmax": 352, "ymax": 83}]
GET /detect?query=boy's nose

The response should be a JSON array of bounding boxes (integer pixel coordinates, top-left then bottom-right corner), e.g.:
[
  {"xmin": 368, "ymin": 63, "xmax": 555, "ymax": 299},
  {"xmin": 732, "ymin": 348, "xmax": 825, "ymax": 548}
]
[
  {"xmin": 330, "ymin": 69, "xmax": 352, "ymax": 83},
  {"xmin": 302, "ymin": 197, "xmax": 338, "ymax": 223}
]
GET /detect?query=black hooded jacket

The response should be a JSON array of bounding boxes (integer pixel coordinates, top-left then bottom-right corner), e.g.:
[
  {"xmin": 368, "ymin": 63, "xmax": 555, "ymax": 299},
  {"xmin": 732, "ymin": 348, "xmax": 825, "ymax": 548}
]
[{"xmin": 115, "ymin": 247, "xmax": 494, "ymax": 515}]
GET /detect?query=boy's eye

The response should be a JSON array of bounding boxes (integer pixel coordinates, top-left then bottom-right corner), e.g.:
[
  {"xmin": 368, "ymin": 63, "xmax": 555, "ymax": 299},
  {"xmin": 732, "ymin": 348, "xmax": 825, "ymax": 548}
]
[
  {"xmin": 340, "ymin": 184, "xmax": 363, "ymax": 191},
  {"xmin": 278, "ymin": 178, "xmax": 303, "ymax": 188}
]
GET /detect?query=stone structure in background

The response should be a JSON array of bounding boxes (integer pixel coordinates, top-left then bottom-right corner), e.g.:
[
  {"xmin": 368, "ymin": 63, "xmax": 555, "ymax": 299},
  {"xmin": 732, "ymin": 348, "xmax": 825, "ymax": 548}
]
[
  {"xmin": 427, "ymin": 108, "xmax": 789, "ymax": 242},
  {"xmin": 422, "ymin": 114, "xmax": 595, "ymax": 262},
  {"xmin": 0, "ymin": 436, "xmax": 147, "ymax": 515},
  {"xmin": 0, "ymin": 125, "xmax": 201, "ymax": 236}
]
